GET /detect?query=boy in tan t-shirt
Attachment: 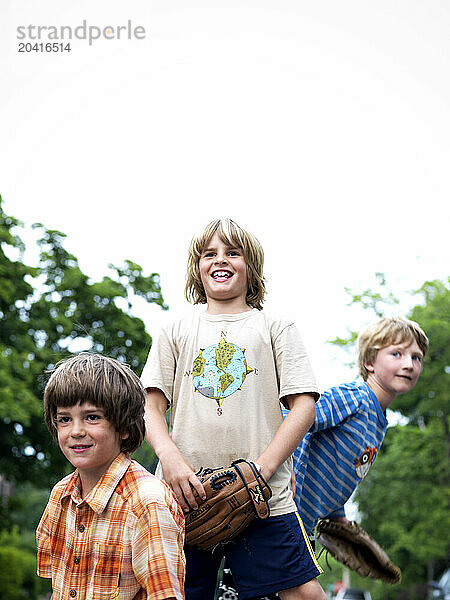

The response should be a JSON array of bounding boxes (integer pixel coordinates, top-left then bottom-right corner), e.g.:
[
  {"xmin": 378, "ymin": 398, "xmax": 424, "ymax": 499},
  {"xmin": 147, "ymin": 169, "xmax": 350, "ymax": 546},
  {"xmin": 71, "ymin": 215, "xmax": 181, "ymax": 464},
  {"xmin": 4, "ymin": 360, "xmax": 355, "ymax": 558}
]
[{"xmin": 142, "ymin": 218, "xmax": 327, "ymax": 600}]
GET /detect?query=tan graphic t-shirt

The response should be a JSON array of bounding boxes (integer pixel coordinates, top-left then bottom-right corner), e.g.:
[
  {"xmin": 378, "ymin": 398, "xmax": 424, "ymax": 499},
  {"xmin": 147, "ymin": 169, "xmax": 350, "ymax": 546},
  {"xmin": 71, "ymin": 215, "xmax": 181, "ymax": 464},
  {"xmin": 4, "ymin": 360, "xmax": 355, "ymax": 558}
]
[{"xmin": 141, "ymin": 309, "xmax": 318, "ymax": 516}]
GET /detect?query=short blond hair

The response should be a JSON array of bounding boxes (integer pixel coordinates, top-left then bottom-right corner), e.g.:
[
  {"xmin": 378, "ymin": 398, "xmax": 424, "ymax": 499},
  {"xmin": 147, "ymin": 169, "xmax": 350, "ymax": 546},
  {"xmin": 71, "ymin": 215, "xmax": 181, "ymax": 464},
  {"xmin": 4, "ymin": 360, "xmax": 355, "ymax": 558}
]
[
  {"xmin": 358, "ymin": 317, "xmax": 429, "ymax": 380},
  {"xmin": 44, "ymin": 353, "xmax": 145, "ymax": 454},
  {"xmin": 185, "ymin": 218, "xmax": 266, "ymax": 310}
]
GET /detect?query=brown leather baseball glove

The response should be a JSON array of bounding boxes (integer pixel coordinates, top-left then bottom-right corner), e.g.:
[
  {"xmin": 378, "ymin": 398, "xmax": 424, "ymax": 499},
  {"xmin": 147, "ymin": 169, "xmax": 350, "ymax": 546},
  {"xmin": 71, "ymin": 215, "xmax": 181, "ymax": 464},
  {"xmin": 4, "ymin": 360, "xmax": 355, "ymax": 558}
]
[
  {"xmin": 316, "ymin": 519, "xmax": 402, "ymax": 584},
  {"xmin": 185, "ymin": 459, "xmax": 272, "ymax": 551}
]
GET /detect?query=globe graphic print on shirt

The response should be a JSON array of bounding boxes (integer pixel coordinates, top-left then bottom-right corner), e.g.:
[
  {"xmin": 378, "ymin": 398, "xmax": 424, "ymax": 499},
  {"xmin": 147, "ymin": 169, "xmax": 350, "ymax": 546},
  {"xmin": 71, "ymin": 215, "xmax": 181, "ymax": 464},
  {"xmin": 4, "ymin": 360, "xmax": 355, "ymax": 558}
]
[{"xmin": 193, "ymin": 336, "xmax": 254, "ymax": 412}]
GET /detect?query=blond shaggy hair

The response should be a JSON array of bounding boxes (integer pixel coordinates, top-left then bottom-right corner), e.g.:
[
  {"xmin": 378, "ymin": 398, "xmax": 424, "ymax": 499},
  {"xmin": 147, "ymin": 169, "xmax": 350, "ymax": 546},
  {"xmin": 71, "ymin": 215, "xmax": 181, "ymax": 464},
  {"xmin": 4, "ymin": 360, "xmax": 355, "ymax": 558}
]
[
  {"xmin": 185, "ymin": 218, "xmax": 266, "ymax": 310},
  {"xmin": 44, "ymin": 353, "xmax": 145, "ymax": 454},
  {"xmin": 358, "ymin": 317, "xmax": 429, "ymax": 380}
]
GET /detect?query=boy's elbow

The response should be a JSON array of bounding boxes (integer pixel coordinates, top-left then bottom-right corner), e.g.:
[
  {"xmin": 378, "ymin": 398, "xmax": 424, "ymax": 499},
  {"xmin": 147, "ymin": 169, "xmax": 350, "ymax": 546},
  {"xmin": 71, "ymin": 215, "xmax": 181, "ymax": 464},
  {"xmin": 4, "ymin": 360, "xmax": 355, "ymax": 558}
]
[
  {"xmin": 145, "ymin": 388, "xmax": 169, "ymax": 415},
  {"xmin": 302, "ymin": 396, "xmax": 316, "ymax": 428},
  {"xmin": 309, "ymin": 402, "xmax": 316, "ymax": 428},
  {"xmin": 286, "ymin": 393, "xmax": 316, "ymax": 425}
]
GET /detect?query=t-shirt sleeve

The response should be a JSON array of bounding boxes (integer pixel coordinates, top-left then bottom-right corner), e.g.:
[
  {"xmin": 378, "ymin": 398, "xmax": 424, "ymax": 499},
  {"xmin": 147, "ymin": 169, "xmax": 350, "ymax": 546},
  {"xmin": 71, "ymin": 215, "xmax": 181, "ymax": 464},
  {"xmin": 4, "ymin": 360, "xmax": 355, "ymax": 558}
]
[
  {"xmin": 140, "ymin": 327, "xmax": 176, "ymax": 406},
  {"xmin": 312, "ymin": 385, "xmax": 361, "ymax": 432},
  {"xmin": 272, "ymin": 322, "xmax": 319, "ymax": 403},
  {"xmin": 36, "ymin": 504, "xmax": 52, "ymax": 578},
  {"xmin": 132, "ymin": 490, "xmax": 185, "ymax": 600}
]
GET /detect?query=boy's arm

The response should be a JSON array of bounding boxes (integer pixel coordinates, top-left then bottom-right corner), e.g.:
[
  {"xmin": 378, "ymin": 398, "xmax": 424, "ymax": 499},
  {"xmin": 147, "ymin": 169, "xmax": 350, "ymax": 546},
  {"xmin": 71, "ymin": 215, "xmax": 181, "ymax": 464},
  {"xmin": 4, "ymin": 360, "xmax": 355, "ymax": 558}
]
[
  {"xmin": 145, "ymin": 388, "xmax": 206, "ymax": 512},
  {"xmin": 36, "ymin": 503, "xmax": 53, "ymax": 579},
  {"xmin": 256, "ymin": 393, "xmax": 316, "ymax": 481},
  {"xmin": 132, "ymin": 483, "xmax": 185, "ymax": 600}
]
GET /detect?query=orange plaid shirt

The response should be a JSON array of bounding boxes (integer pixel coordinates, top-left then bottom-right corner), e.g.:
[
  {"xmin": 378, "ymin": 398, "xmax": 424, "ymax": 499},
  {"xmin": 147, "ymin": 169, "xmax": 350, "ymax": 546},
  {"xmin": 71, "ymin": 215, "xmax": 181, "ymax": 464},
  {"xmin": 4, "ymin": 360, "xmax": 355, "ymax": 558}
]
[{"xmin": 36, "ymin": 453, "xmax": 185, "ymax": 600}]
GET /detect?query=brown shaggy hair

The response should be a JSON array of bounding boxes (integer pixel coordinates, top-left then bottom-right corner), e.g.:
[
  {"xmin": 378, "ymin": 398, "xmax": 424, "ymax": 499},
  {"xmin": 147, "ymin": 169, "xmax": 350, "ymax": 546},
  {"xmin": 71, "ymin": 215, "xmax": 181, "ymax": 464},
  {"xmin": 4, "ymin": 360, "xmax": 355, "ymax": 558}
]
[
  {"xmin": 185, "ymin": 218, "xmax": 266, "ymax": 310},
  {"xmin": 358, "ymin": 317, "xmax": 429, "ymax": 381},
  {"xmin": 44, "ymin": 353, "xmax": 145, "ymax": 454}
]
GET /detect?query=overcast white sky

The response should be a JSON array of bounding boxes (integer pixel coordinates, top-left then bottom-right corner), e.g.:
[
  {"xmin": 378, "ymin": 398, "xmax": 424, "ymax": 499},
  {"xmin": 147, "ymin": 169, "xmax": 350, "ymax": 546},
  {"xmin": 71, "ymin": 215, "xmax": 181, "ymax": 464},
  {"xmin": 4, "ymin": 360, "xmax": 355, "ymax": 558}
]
[{"xmin": 1, "ymin": 0, "xmax": 449, "ymax": 394}]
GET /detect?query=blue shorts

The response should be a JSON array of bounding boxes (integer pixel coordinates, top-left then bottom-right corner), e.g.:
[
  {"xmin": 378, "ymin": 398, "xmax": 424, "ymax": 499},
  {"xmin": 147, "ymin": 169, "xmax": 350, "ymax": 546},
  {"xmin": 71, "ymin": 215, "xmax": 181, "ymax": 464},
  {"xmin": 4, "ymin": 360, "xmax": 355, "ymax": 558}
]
[{"xmin": 185, "ymin": 512, "xmax": 322, "ymax": 600}]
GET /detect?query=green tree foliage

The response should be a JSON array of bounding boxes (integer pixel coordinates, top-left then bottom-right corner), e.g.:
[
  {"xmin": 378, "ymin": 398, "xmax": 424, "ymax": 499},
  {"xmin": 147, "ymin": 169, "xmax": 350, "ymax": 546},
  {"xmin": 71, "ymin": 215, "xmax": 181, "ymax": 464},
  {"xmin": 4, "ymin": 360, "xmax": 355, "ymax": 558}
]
[
  {"xmin": 329, "ymin": 272, "xmax": 400, "ymax": 369},
  {"xmin": 394, "ymin": 279, "xmax": 450, "ymax": 431},
  {"xmin": 0, "ymin": 196, "xmax": 166, "ymax": 489},
  {"xmin": 0, "ymin": 546, "xmax": 26, "ymax": 600},
  {"xmin": 0, "ymin": 529, "xmax": 51, "ymax": 600},
  {"xmin": 356, "ymin": 423, "xmax": 449, "ymax": 586},
  {"xmin": 0, "ymin": 205, "xmax": 40, "ymax": 433},
  {"xmin": 343, "ymin": 272, "xmax": 400, "ymax": 318},
  {"xmin": 329, "ymin": 274, "xmax": 449, "ymax": 596}
]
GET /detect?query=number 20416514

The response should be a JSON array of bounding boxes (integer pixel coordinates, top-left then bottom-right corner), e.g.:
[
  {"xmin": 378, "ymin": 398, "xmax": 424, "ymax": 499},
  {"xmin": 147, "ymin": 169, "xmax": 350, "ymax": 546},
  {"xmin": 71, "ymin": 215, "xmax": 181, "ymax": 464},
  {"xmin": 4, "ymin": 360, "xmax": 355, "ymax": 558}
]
[{"xmin": 18, "ymin": 42, "xmax": 72, "ymax": 52}]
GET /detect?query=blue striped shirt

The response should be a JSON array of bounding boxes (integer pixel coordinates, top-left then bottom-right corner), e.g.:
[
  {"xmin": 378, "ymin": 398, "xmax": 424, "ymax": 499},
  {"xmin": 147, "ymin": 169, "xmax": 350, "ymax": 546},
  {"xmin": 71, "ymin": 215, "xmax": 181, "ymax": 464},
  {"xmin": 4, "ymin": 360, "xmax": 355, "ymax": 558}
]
[{"xmin": 284, "ymin": 381, "xmax": 388, "ymax": 536}]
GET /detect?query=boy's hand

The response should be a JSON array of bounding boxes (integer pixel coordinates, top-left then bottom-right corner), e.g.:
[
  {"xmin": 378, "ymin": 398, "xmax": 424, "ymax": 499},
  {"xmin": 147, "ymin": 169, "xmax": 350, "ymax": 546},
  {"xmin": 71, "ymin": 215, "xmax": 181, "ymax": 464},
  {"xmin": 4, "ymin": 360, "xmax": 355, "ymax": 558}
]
[
  {"xmin": 330, "ymin": 516, "xmax": 351, "ymax": 525},
  {"xmin": 159, "ymin": 449, "xmax": 206, "ymax": 512},
  {"xmin": 144, "ymin": 388, "xmax": 206, "ymax": 512}
]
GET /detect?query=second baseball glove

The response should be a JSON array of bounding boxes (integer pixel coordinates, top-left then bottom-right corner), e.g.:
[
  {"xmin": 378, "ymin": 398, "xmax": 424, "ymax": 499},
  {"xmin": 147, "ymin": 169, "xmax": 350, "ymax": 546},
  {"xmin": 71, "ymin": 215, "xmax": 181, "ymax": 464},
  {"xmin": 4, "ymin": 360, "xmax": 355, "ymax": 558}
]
[
  {"xmin": 316, "ymin": 519, "xmax": 402, "ymax": 584},
  {"xmin": 185, "ymin": 459, "xmax": 272, "ymax": 552}
]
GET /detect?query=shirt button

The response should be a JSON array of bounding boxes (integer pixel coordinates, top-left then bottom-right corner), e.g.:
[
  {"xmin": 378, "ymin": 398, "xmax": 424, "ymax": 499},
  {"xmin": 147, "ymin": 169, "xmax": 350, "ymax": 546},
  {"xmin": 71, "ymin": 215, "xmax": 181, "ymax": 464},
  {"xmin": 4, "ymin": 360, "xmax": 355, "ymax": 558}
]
[
  {"xmin": 74, "ymin": 556, "xmax": 80, "ymax": 564},
  {"xmin": 69, "ymin": 590, "xmax": 77, "ymax": 597},
  {"xmin": 78, "ymin": 524, "xmax": 85, "ymax": 532}
]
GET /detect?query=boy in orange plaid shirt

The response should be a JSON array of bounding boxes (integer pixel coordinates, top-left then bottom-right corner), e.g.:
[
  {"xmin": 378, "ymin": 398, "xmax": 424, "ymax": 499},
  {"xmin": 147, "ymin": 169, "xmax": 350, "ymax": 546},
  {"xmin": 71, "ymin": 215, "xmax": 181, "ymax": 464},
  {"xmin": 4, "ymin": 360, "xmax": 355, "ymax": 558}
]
[{"xmin": 36, "ymin": 353, "xmax": 185, "ymax": 600}]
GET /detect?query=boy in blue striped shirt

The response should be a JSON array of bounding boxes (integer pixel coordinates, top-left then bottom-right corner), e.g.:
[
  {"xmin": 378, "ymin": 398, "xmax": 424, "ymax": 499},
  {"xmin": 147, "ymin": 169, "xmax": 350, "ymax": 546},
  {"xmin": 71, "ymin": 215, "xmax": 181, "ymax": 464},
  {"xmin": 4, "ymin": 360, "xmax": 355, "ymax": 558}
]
[
  {"xmin": 290, "ymin": 316, "xmax": 428, "ymax": 541},
  {"xmin": 218, "ymin": 316, "xmax": 428, "ymax": 600}
]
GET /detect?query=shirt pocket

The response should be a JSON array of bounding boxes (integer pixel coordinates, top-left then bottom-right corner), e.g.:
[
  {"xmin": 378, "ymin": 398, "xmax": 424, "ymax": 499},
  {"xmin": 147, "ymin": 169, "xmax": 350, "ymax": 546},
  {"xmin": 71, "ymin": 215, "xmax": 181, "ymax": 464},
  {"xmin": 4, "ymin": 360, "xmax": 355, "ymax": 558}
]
[{"xmin": 87, "ymin": 542, "xmax": 122, "ymax": 599}]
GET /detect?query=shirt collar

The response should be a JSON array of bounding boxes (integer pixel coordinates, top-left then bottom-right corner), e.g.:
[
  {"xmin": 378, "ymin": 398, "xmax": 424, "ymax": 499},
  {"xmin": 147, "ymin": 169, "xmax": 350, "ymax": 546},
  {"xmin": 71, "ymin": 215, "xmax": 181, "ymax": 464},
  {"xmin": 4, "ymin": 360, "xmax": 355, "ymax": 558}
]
[{"xmin": 60, "ymin": 453, "xmax": 131, "ymax": 514}]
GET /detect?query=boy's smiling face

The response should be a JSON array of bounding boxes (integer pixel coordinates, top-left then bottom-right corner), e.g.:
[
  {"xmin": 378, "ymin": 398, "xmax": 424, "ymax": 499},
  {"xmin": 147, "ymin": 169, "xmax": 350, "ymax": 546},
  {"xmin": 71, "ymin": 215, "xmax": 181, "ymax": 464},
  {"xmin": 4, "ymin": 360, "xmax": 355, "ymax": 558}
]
[
  {"xmin": 56, "ymin": 401, "xmax": 127, "ymax": 496},
  {"xmin": 365, "ymin": 339, "xmax": 424, "ymax": 408},
  {"xmin": 199, "ymin": 233, "xmax": 249, "ymax": 313}
]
